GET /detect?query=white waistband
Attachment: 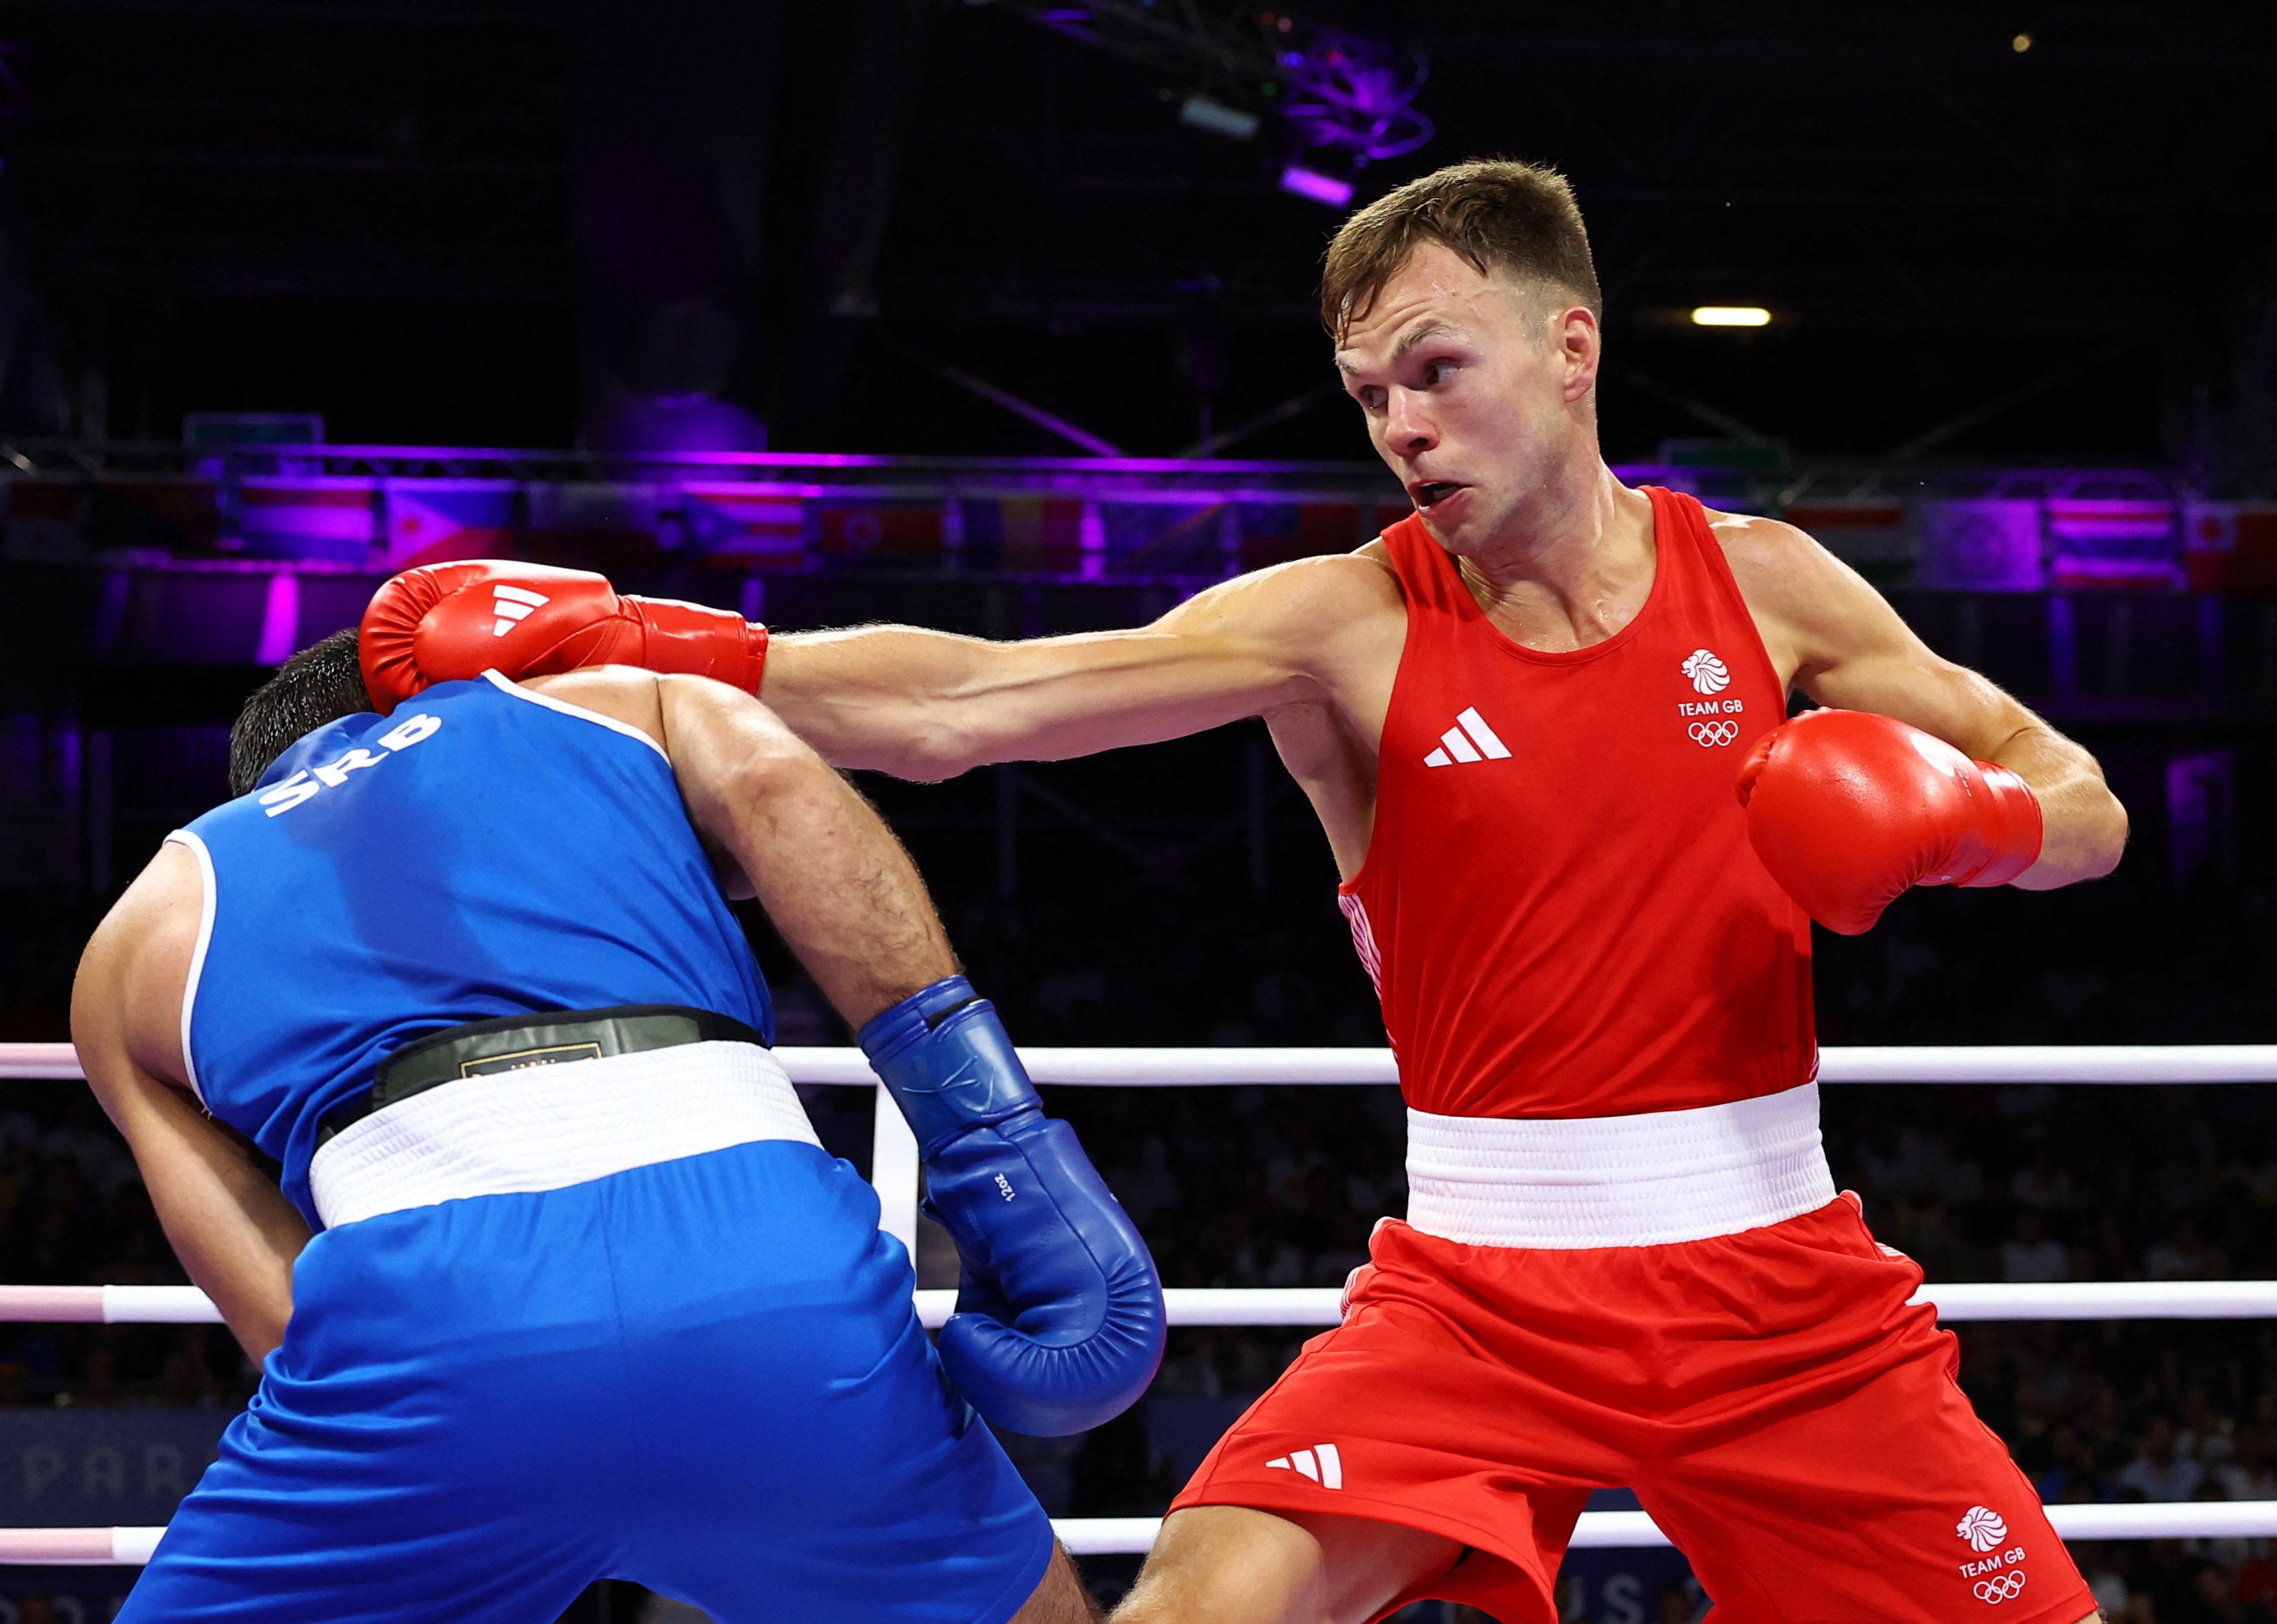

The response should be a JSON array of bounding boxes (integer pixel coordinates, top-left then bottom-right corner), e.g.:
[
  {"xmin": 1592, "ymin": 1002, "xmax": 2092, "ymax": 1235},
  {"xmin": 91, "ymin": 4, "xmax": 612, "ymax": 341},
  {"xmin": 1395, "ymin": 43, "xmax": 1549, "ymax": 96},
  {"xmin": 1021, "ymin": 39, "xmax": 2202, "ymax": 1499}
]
[
  {"xmin": 1404, "ymin": 1082, "xmax": 1836, "ymax": 1248},
  {"xmin": 308, "ymin": 1040, "xmax": 820, "ymax": 1229}
]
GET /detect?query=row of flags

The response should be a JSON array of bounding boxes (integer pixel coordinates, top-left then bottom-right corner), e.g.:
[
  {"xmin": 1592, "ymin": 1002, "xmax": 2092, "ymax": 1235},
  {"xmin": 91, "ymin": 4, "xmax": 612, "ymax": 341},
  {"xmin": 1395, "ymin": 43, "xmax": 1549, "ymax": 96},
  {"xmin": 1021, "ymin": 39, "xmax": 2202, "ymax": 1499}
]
[
  {"xmin": 8, "ymin": 474, "xmax": 2276, "ymax": 593},
  {"xmin": 1, "ymin": 477, "xmax": 1405, "ymax": 580},
  {"xmin": 1774, "ymin": 496, "xmax": 2277, "ymax": 591}
]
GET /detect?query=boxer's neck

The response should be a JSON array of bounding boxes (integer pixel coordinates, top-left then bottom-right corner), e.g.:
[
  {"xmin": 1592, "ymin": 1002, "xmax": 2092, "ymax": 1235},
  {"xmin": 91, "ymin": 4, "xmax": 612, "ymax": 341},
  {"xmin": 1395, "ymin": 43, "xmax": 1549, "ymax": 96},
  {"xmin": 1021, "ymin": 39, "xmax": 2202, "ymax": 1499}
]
[{"xmin": 1443, "ymin": 453, "xmax": 1657, "ymax": 655}]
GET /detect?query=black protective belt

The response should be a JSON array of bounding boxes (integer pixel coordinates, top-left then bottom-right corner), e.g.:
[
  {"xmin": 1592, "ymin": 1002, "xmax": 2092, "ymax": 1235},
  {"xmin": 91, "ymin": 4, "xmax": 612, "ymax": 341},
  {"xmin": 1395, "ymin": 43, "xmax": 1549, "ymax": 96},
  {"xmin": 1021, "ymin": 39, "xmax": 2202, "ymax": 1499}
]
[{"xmin": 316, "ymin": 1003, "xmax": 767, "ymax": 1148}]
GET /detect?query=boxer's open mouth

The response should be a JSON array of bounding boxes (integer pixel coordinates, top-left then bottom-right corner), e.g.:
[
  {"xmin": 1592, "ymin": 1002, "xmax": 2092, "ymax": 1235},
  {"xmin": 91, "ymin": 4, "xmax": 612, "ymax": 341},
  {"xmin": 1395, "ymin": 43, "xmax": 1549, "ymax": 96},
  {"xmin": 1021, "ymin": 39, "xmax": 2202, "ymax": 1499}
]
[{"xmin": 1412, "ymin": 481, "xmax": 1464, "ymax": 508}]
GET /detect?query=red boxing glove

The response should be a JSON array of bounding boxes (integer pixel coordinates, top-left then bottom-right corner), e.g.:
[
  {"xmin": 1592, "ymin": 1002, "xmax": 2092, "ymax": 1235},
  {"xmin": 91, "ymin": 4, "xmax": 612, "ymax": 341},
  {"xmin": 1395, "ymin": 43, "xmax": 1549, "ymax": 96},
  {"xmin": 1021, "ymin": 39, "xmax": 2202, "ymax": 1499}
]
[
  {"xmin": 1734, "ymin": 708, "xmax": 2043, "ymax": 935},
  {"xmin": 359, "ymin": 560, "xmax": 769, "ymax": 715}
]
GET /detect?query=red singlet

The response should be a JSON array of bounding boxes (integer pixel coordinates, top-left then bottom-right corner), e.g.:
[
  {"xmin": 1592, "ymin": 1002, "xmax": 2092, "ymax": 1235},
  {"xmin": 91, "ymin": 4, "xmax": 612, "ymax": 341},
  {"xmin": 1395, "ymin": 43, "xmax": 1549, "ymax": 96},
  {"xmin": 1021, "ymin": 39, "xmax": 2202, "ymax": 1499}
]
[
  {"xmin": 1177, "ymin": 490, "xmax": 2095, "ymax": 1624},
  {"xmin": 1339, "ymin": 484, "xmax": 1815, "ymax": 1120}
]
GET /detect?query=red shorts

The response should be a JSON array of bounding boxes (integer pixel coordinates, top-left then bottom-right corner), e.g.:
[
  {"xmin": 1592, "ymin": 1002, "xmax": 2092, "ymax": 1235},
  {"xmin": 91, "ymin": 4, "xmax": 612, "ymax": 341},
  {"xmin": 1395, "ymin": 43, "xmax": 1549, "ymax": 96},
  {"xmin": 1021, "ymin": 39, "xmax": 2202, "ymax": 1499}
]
[{"xmin": 1171, "ymin": 1198, "xmax": 2093, "ymax": 1624}]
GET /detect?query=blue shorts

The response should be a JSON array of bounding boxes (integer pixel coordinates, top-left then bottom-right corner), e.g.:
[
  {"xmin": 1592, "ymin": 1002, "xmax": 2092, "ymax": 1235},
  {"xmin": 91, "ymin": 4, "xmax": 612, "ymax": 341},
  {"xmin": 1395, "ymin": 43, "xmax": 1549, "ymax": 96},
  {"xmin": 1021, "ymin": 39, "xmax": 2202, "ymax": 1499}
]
[{"xmin": 121, "ymin": 1140, "xmax": 1054, "ymax": 1623}]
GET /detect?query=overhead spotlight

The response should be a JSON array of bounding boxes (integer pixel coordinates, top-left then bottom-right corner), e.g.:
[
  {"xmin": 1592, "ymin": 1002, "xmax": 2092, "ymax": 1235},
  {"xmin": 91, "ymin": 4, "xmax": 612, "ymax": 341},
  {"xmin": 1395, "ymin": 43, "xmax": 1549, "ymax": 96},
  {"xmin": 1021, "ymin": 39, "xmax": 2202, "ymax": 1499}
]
[
  {"xmin": 1279, "ymin": 164, "xmax": 1353, "ymax": 208},
  {"xmin": 1179, "ymin": 93, "xmax": 1261, "ymax": 140},
  {"xmin": 1690, "ymin": 306, "xmax": 1771, "ymax": 328}
]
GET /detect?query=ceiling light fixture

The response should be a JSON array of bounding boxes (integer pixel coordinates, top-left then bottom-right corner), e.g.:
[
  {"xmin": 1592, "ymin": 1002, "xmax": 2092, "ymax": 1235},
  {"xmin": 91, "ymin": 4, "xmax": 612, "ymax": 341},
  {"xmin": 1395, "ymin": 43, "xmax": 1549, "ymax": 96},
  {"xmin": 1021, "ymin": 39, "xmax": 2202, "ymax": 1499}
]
[
  {"xmin": 1179, "ymin": 94, "xmax": 1261, "ymax": 141},
  {"xmin": 1691, "ymin": 306, "xmax": 1772, "ymax": 328},
  {"xmin": 1279, "ymin": 165, "xmax": 1354, "ymax": 208}
]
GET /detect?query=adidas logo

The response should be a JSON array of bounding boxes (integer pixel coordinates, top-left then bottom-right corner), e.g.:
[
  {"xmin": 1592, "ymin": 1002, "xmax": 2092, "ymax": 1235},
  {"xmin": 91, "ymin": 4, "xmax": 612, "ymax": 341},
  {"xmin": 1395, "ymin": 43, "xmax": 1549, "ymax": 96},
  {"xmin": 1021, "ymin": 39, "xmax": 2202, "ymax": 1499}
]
[
  {"xmin": 1264, "ymin": 1443, "xmax": 1343, "ymax": 1489},
  {"xmin": 491, "ymin": 584, "xmax": 549, "ymax": 637},
  {"xmin": 1423, "ymin": 707, "xmax": 1510, "ymax": 768}
]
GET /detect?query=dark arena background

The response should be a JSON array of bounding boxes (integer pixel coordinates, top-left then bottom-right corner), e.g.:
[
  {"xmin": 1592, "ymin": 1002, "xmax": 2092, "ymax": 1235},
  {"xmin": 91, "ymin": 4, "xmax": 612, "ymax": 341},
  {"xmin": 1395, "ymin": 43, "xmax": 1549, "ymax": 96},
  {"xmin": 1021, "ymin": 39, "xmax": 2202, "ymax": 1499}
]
[{"xmin": 0, "ymin": 3, "xmax": 2275, "ymax": 1621}]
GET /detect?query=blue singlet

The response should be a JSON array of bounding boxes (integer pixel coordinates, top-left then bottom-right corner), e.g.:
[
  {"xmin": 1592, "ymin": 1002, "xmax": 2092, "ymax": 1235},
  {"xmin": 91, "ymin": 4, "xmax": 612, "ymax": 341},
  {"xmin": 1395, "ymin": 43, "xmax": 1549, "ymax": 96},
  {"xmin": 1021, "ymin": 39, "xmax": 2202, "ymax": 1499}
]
[{"xmin": 127, "ymin": 674, "xmax": 1051, "ymax": 1624}]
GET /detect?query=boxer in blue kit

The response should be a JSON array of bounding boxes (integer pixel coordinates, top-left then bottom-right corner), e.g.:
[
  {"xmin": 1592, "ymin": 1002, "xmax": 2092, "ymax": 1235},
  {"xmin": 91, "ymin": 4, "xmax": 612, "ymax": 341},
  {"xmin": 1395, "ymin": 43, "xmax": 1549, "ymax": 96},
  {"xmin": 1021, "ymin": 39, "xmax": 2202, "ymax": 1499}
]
[{"xmin": 69, "ymin": 629, "xmax": 1165, "ymax": 1623}]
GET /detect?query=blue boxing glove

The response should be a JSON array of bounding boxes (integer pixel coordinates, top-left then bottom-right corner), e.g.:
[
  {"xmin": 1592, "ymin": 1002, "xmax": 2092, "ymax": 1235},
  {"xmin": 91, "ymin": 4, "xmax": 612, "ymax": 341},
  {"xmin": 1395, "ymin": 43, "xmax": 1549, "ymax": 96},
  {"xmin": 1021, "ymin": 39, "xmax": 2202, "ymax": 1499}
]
[{"xmin": 860, "ymin": 976, "xmax": 1165, "ymax": 1437}]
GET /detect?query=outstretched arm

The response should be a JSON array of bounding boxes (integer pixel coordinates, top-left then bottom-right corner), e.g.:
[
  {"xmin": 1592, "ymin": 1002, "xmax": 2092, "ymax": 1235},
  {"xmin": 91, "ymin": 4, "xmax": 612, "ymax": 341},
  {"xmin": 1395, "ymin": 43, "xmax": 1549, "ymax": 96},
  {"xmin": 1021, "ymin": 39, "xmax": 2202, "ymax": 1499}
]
[
  {"xmin": 758, "ymin": 554, "xmax": 1385, "ymax": 779},
  {"xmin": 1724, "ymin": 517, "xmax": 2127, "ymax": 889},
  {"xmin": 72, "ymin": 844, "xmax": 310, "ymax": 1362}
]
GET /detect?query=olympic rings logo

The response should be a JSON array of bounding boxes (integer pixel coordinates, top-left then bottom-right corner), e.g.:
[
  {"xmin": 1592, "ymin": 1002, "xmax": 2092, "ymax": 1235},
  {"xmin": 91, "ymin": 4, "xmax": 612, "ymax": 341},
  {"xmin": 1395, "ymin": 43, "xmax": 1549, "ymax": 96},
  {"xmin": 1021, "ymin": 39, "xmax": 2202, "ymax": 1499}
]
[
  {"xmin": 1974, "ymin": 1572, "xmax": 2029, "ymax": 1605},
  {"xmin": 1688, "ymin": 720, "xmax": 1740, "ymax": 748}
]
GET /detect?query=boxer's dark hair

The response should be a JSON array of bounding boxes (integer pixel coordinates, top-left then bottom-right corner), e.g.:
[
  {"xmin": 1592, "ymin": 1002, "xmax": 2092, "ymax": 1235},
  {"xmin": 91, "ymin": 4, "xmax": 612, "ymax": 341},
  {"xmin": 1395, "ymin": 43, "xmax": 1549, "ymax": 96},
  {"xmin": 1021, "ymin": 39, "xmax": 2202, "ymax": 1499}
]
[
  {"xmin": 228, "ymin": 628, "xmax": 375, "ymax": 797},
  {"xmin": 1321, "ymin": 157, "xmax": 1602, "ymax": 342}
]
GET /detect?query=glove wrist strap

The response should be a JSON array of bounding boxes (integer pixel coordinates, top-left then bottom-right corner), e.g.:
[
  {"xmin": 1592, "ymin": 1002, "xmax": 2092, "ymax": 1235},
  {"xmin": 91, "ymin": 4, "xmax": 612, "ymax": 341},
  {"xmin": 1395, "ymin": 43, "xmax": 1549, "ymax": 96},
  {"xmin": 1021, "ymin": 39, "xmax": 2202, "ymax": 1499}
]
[
  {"xmin": 627, "ymin": 597, "xmax": 771, "ymax": 694},
  {"xmin": 858, "ymin": 976, "xmax": 1042, "ymax": 1158},
  {"xmin": 1955, "ymin": 763, "xmax": 2044, "ymax": 889}
]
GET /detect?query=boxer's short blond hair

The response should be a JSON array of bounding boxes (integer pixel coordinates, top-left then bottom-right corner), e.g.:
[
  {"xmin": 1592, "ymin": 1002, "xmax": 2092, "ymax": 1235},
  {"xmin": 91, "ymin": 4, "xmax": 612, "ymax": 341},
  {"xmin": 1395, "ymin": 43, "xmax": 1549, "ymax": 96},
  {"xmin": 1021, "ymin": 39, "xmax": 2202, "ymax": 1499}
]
[{"xmin": 1321, "ymin": 158, "xmax": 1602, "ymax": 342}]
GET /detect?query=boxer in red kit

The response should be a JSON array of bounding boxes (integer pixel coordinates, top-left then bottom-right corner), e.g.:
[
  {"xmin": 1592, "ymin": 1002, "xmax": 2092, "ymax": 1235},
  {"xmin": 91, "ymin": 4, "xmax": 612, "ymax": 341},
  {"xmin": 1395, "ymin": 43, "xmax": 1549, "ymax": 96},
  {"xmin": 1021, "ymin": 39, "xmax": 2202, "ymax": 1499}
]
[{"xmin": 362, "ymin": 159, "xmax": 2126, "ymax": 1623}]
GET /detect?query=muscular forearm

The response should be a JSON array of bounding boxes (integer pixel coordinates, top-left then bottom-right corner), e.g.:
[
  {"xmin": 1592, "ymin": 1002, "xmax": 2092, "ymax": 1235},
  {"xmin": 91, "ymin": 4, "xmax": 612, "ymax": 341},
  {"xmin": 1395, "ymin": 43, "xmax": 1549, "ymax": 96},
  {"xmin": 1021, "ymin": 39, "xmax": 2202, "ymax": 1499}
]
[
  {"xmin": 762, "ymin": 588, "xmax": 1316, "ymax": 780},
  {"xmin": 115, "ymin": 1084, "xmax": 308, "ymax": 1362},
  {"xmin": 761, "ymin": 627, "xmax": 1004, "ymax": 778},
  {"xmin": 1983, "ymin": 721, "xmax": 2128, "ymax": 889}
]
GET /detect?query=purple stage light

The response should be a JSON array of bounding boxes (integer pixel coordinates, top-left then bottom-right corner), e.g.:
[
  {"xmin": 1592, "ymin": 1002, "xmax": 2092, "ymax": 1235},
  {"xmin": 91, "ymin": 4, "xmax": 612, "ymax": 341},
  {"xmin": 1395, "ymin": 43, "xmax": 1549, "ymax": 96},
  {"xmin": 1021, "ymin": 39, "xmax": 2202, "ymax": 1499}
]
[
  {"xmin": 1281, "ymin": 27, "xmax": 1433, "ymax": 164},
  {"xmin": 1279, "ymin": 164, "xmax": 1354, "ymax": 208}
]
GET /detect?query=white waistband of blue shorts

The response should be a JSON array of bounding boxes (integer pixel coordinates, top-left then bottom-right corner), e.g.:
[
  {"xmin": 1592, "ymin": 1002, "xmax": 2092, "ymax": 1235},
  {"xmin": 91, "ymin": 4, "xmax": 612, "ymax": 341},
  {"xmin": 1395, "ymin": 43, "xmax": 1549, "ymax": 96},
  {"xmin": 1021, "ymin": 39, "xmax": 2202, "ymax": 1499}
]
[
  {"xmin": 1404, "ymin": 1081, "xmax": 1836, "ymax": 1248},
  {"xmin": 308, "ymin": 1040, "xmax": 820, "ymax": 1230}
]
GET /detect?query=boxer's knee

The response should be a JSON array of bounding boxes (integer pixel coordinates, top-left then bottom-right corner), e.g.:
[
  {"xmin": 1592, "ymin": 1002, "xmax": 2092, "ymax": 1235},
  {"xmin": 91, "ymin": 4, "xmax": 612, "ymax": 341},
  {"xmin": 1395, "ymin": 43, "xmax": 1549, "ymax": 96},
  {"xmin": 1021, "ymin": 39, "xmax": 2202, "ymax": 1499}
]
[
  {"xmin": 1010, "ymin": 1543, "xmax": 1102, "ymax": 1624},
  {"xmin": 1111, "ymin": 1505, "xmax": 1458, "ymax": 1624}
]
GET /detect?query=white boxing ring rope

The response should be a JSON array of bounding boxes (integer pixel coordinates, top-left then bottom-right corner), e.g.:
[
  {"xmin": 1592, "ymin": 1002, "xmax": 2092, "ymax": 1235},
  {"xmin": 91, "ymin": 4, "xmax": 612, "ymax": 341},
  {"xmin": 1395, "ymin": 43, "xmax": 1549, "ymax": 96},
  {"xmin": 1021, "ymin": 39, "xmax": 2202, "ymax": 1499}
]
[{"xmin": 5, "ymin": 1041, "xmax": 2277, "ymax": 1563}]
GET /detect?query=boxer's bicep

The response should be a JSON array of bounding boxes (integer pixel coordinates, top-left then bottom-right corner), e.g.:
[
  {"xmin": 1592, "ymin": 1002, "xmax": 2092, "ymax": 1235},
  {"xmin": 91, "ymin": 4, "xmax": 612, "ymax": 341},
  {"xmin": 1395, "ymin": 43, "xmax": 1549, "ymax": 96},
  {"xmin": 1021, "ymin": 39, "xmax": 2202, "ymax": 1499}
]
[{"xmin": 1730, "ymin": 515, "xmax": 2033, "ymax": 754}]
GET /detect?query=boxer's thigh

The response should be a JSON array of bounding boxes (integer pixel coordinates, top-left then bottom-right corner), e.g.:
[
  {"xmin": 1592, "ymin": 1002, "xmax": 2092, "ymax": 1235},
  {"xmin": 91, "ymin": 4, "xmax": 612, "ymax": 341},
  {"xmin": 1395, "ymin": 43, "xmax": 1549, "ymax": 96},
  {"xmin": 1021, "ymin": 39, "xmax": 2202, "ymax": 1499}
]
[
  {"xmin": 1157, "ymin": 1264, "xmax": 1604, "ymax": 1624},
  {"xmin": 607, "ymin": 1142, "xmax": 1056, "ymax": 1624},
  {"xmin": 1639, "ymin": 1342, "xmax": 2095, "ymax": 1624},
  {"xmin": 1114, "ymin": 1504, "xmax": 1474, "ymax": 1624},
  {"xmin": 119, "ymin": 1391, "xmax": 601, "ymax": 1623},
  {"xmin": 120, "ymin": 1182, "xmax": 677, "ymax": 1621}
]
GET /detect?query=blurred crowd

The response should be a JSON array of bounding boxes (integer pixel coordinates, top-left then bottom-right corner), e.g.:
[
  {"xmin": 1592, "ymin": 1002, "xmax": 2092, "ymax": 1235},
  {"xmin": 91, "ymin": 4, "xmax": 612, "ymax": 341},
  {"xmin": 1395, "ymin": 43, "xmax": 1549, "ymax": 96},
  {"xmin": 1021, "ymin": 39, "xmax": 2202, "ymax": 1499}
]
[{"xmin": 0, "ymin": 1100, "xmax": 248, "ymax": 1412}]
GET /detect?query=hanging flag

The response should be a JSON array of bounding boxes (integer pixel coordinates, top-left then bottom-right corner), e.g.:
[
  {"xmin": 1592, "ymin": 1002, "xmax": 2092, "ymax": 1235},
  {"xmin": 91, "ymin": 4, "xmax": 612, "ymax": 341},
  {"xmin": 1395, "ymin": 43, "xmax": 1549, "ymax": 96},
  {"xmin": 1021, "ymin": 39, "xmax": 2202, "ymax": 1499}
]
[
  {"xmin": 237, "ymin": 478, "xmax": 378, "ymax": 563},
  {"xmin": 1237, "ymin": 502, "xmax": 1364, "ymax": 572},
  {"xmin": 962, "ymin": 496, "xmax": 1082, "ymax": 572},
  {"xmin": 2181, "ymin": 501, "xmax": 2277, "ymax": 592},
  {"xmin": 817, "ymin": 502, "xmax": 944, "ymax": 564},
  {"xmin": 378, "ymin": 481, "xmax": 521, "ymax": 572},
  {"xmin": 2044, "ymin": 499, "xmax": 2179, "ymax": 590},
  {"xmin": 1780, "ymin": 500, "xmax": 1917, "ymax": 580},
  {"xmin": 680, "ymin": 484, "xmax": 807, "ymax": 570},
  {"xmin": 1917, "ymin": 499, "xmax": 2046, "ymax": 590}
]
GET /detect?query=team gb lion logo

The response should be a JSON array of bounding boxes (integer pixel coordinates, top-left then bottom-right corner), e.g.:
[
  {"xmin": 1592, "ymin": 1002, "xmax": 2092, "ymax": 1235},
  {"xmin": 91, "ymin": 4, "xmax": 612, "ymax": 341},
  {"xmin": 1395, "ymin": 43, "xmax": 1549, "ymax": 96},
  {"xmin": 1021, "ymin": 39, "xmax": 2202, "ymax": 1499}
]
[
  {"xmin": 1682, "ymin": 649, "xmax": 1730, "ymax": 695},
  {"xmin": 1957, "ymin": 1506, "xmax": 2008, "ymax": 1552}
]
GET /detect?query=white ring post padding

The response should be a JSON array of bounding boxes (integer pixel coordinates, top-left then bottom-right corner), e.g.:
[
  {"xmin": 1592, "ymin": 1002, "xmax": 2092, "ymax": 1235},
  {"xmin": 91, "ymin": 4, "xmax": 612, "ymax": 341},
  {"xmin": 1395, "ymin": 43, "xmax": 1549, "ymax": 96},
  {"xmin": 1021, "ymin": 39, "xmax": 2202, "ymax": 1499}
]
[
  {"xmin": 1052, "ymin": 1517, "xmax": 1167, "ymax": 1557},
  {"xmin": 111, "ymin": 1527, "xmax": 165, "ymax": 1565},
  {"xmin": 103, "ymin": 1285, "xmax": 228, "ymax": 1324},
  {"xmin": 1920, "ymin": 1280, "xmax": 2277, "ymax": 1321},
  {"xmin": 12, "ymin": 1502, "xmax": 2277, "ymax": 1565},
  {"xmin": 872, "ymin": 1081, "xmax": 922, "ymax": 1264},
  {"xmin": 0, "ymin": 1044, "xmax": 91, "ymax": 1080}
]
